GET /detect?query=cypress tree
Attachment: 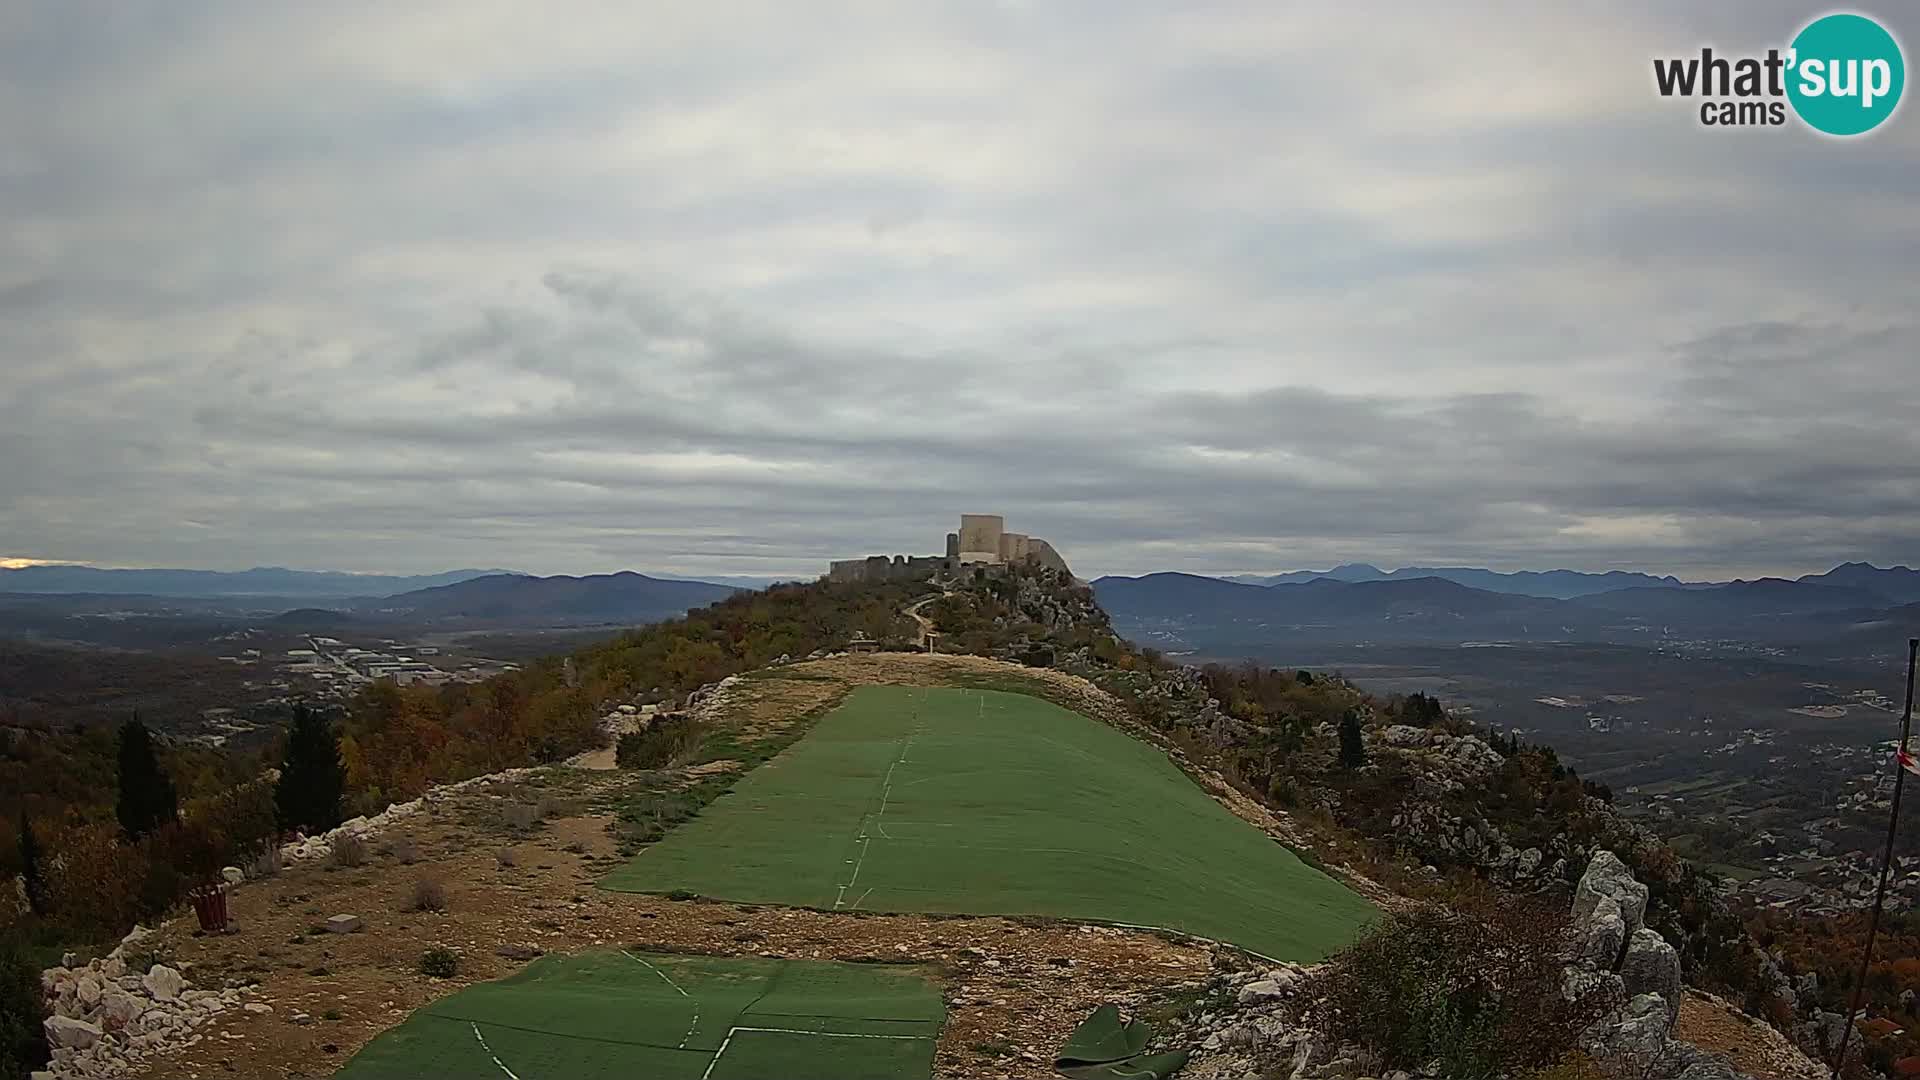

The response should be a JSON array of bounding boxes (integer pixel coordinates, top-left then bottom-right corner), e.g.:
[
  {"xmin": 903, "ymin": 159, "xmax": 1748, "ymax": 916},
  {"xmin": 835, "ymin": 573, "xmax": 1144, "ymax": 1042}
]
[
  {"xmin": 275, "ymin": 704, "xmax": 346, "ymax": 834},
  {"xmin": 1338, "ymin": 709, "xmax": 1367, "ymax": 770},
  {"xmin": 0, "ymin": 939, "xmax": 51, "ymax": 1077},
  {"xmin": 17, "ymin": 811, "xmax": 43, "ymax": 916},
  {"xmin": 115, "ymin": 717, "xmax": 179, "ymax": 839}
]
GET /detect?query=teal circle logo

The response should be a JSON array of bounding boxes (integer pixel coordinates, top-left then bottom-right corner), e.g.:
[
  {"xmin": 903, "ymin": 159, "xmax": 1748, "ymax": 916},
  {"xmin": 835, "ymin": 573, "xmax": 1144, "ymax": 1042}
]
[{"xmin": 1787, "ymin": 12, "xmax": 1905, "ymax": 136}]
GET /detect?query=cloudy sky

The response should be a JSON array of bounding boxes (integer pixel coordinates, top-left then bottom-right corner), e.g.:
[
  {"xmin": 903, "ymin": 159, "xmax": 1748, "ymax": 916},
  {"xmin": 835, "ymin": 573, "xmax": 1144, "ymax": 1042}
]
[{"xmin": 3, "ymin": 2, "xmax": 1916, "ymax": 581}]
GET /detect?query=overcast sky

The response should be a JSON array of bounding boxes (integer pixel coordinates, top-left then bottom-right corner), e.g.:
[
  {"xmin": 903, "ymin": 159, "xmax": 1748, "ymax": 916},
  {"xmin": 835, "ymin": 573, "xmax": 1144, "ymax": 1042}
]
[{"xmin": 3, "ymin": 2, "xmax": 1916, "ymax": 581}]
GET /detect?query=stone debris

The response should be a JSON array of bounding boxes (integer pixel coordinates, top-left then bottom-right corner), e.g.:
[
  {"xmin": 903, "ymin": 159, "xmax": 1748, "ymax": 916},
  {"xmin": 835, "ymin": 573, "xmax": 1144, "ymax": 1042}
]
[
  {"xmin": 275, "ymin": 765, "xmax": 545, "ymax": 865},
  {"xmin": 324, "ymin": 913, "xmax": 364, "ymax": 934},
  {"xmin": 37, "ymin": 924, "xmax": 256, "ymax": 1079}
]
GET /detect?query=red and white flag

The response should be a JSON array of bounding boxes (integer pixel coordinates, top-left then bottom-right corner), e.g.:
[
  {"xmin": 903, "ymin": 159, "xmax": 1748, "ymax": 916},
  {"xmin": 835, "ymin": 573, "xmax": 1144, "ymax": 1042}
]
[{"xmin": 1898, "ymin": 746, "xmax": 1920, "ymax": 777}]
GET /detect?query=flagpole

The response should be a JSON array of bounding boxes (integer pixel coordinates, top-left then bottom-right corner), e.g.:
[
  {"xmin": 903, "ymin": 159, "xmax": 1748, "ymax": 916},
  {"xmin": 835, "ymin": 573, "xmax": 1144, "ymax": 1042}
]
[{"xmin": 1833, "ymin": 637, "xmax": 1920, "ymax": 1079}]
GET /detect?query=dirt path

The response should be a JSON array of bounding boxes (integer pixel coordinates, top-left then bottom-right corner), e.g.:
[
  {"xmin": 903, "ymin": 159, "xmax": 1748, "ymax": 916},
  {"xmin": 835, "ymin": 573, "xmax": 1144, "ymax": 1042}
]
[{"xmin": 905, "ymin": 591, "xmax": 943, "ymax": 647}]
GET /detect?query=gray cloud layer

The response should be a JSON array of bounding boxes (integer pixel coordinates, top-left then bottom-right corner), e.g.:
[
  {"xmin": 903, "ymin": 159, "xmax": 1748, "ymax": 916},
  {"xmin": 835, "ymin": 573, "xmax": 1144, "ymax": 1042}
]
[{"xmin": 3, "ymin": 2, "xmax": 1916, "ymax": 579}]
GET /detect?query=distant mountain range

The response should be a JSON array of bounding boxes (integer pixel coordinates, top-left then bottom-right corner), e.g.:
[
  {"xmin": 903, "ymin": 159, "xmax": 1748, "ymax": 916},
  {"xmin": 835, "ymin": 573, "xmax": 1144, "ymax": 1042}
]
[
  {"xmin": 1095, "ymin": 562, "xmax": 1920, "ymax": 650},
  {"xmin": 1215, "ymin": 560, "xmax": 1920, "ymax": 604},
  {"xmin": 357, "ymin": 572, "xmax": 738, "ymax": 623},
  {"xmin": 1220, "ymin": 563, "xmax": 1691, "ymax": 598},
  {"xmin": 0, "ymin": 565, "xmax": 513, "ymax": 598},
  {"xmin": 0, "ymin": 565, "xmax": 786, "ymax": 601}
]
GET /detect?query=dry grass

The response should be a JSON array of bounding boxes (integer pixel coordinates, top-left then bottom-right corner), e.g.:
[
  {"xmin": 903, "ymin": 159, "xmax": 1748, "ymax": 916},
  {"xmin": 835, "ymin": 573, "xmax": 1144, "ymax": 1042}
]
[
  {"xmin": 406, "ymin": 877, "xmax": 447, "ymax": 912},
  {"xmin": 330, "ymin": 833, "xmax": 367, "ymax": 868}
]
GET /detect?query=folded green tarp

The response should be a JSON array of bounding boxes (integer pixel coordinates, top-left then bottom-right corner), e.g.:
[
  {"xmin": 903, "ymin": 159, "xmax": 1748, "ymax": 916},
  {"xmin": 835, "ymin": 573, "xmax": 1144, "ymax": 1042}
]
[{"xmin": 1054, "ymin": 1004, "xmax": 1189, "ymax": 1080}]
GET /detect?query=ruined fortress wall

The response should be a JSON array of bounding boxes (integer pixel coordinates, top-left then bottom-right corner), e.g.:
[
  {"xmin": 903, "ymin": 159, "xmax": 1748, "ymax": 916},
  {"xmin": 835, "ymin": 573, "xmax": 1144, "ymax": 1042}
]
[
  {"xmin": 1025, "ymin": 538, "xmax": 1071, "ymax": 576},
  {"xmin": 997, "ymin": 532, "xmax": 1031, "ymax": 561},
  {"xmin": 958, "ymin": 514, "xmax": 1004, "ymax": 563}
]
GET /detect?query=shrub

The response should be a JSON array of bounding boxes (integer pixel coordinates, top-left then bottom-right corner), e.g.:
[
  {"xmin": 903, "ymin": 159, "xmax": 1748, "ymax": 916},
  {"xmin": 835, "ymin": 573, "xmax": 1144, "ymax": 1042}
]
[
  {"xmin": 189, "ymin": 778, "xmax": 279, "ymax": 869},
  {"xmin": 1523, "ymin": 1051, "xmax": 1611, "ymax": 1080},
  {"xmin": 615, "ymin": 718, "xmax": 705, "ymax": 770},
  {"xmin": 44, "ymin": 822, "xmax": 151, "ymax": 937},
  {"xmin": 0, "ymin": 938, "xmax": 51, "ymax": 1077},
  {"xmin": 502, "ymin": 803, "xmax": 538, "ymax": 831},
  {"xmin": 408, "ymin": 878, "xmax": 447, "ymax": 913},
  {"xmin": 1311, "ymin": 900, "xmax": 1617, "ymax": 1080},
  {"xmin": 329, "ymin": 833, "xmax": 366, "ymax": 869},
  {"xmin": 387, "ymin": 837, "xmax": 419, "ymax": 865},
  {"xmin": 419, "ymin": 946, "xmax": 459, "ymax": 978}
]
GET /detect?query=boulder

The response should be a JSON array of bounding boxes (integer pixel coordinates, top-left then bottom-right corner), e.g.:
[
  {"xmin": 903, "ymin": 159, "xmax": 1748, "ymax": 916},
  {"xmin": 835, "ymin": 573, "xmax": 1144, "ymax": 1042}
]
[
  {"xmin": 1577, "ymin": 896, "xmax": 1627, "ymax": 968},
  {"xmin": 1582, "ymin": 993, "xmax": 1670, "ymax": 1069},
  {"xmin": 1380, "ymin": 725, "xmax": 1434, "ymax": 748},
  {"xmin": 1515, "ymin": 847, "xmax": 1544, "ymax": 878},
  {"xmin": 142, "ymin": 964, "xmax": 186, "ymax": 1001},
  {"xmin": 1563, "ymin": 967, "xmax": 1625, "ymax": 1003},
  {"xmin": 76, "ymin": 973, "xmax": 103, "ymax": 1007},
  {"xmin": 1447, "ymin": 735, "xmax": 1506, "ymax": 776},
  {"xmin": 221, "ymin": 866, "xmax": 246, "ymax": 885},
  {"xmin": 325, "ymin": 914, "xmax": 364, "ymax": 934},
  {"xmin": 98, "ymin": 991, "xmax": 145, "ymax": 1030},
  {"xmin": 1237, "ymin": 978, "xmax": 1288, "ymax": 1005},
  {"xmin": 1574, "ymin": 851, "xmax": 1648, "ymax": 939},
  {"xmin": 45, "ymin": 1015, "xmax": 103, "ymax": 1050},
  {"xmin": 1619, "ymin": 929, "xmax": 1682, "ymax": 1031}
]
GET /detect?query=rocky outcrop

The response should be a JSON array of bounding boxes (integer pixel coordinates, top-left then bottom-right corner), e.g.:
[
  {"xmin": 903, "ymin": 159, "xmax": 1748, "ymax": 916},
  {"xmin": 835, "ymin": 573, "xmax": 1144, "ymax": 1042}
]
[
  {"xmin": 1577, "ymin": 895, "xmax": 1628, "ymax": 967},
  {"xmin": 38, "ymin": 925, "xmax": 256, "ymax": 1079},
  {"xmin": 1620, "ymin": 928, "xmax": 1683, "ymax": 1030},
  {"xmin": 1568, "ymin": 851, "xmax": 1744, "ymax": 1080},
  {"xmin": 1573, "ymin": 850, "xmax": 1649, "ymax": 939}
]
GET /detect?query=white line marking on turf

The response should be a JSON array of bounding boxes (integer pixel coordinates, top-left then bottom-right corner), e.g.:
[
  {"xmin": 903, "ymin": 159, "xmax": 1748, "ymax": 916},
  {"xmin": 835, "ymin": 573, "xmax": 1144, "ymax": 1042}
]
[
  {"xmin": 470, "ymin": 1022, "xmax": 522, "ymax": 1080},
  {"xmin": 731, "ymin": 1025, "xmax": 924, "ymax": 1039},
  {"xmin": 623, "ymin": 951, "xmax": 702, "ymax": 1048},
  {"xmin": 835, "ymin": 710, "xmax": 924, "ymax": 908},
  {"xmin": 703, "ymin": 1021, "xmax": 932, "ymax": 1073}
]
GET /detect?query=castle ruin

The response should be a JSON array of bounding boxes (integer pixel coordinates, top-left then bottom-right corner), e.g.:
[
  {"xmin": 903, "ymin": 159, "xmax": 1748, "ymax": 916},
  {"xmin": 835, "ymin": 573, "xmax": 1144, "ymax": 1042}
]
[{"xmin": 826, "ymin": 514, "xmax": 1071, "ymax": 584}]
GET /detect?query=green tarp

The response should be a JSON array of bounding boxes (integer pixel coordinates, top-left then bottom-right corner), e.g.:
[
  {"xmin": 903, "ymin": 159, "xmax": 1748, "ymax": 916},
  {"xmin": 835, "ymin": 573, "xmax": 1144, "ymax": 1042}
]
[
  {"xmin": 1055, "ymin": 1004, "xmax": 1189, "ymax": 1080},
  {"xmin": 603, "ymin": 685, "xmax": 1375, "ymax": 962},
  {"xmin": 333, "ymin": 951, "xmax": 945, "ymax": 1080}
]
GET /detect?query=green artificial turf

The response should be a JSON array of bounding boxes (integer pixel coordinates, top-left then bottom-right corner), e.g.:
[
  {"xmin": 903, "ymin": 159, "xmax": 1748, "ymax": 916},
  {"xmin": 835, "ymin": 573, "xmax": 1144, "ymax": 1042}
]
[
  {"xmin": 602, "ymin": 685, "xmax": 1375, "ymax": 961},
  {"xmin": 333, "ymin": 951, "xmax": 943, "ymax": 1080}
]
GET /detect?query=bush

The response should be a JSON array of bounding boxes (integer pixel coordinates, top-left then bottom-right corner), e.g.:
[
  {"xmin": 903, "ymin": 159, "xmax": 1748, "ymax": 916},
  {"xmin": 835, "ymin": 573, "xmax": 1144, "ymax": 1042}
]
[
  {"xmin": 615, "ymin": 718, "xmax": 705, "ymax": 770},
  {"xmin": 419, "ymin": 946, "xmax": 459, "ymax": 978},
  {"xmin": 502, "ymin": 803, "xmax": 538, "ymax": 831},
  {"xmin": 329, "ymin": 833, "xmax": 366, "ymax": 869},
  {"xmin": 1523, "ymin": 1051, "xmax": 1612, "ymax": 1080},
  {"xmin": 0, "ymin": 939, "xmax": 50, "ymax": 1078},
  {"xmin": 387, "ymin": 837, "xmax": 419, "ymax": 865},
  {"xmin": 189, "ymin": 778, "xmax": 279, "ymax": 869},
  {"xmin": 408, "ymin": 878, "xmax": 447, "ymax": 912},
  {"xmin": 44, "ymin": 822, "xmax": 151, "ymax": 937},
  {"xmin": 1311, "ymin": 901, "xmax": 1617, "ymax": 1080}
]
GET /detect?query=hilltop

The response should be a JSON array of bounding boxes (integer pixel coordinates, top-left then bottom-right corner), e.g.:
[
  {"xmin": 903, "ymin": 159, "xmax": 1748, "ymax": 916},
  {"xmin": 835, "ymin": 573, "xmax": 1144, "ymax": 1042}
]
[{"xmin": 7, "ymin": 564, "xmax": 1840, "ymax": 1080}]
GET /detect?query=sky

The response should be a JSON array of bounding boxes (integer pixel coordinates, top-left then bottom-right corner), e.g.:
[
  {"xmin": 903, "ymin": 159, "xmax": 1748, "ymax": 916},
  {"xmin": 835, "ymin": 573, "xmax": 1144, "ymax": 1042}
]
[{"xmin": 3, "ymin": 2, "xmax": 1916, "ymax": 581}]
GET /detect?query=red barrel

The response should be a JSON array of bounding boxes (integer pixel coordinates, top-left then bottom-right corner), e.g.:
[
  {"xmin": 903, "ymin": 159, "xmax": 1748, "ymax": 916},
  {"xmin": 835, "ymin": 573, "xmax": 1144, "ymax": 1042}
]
[{"xmin": 190, "ymin": 884, "xmax": 231, "ymax": 933}]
